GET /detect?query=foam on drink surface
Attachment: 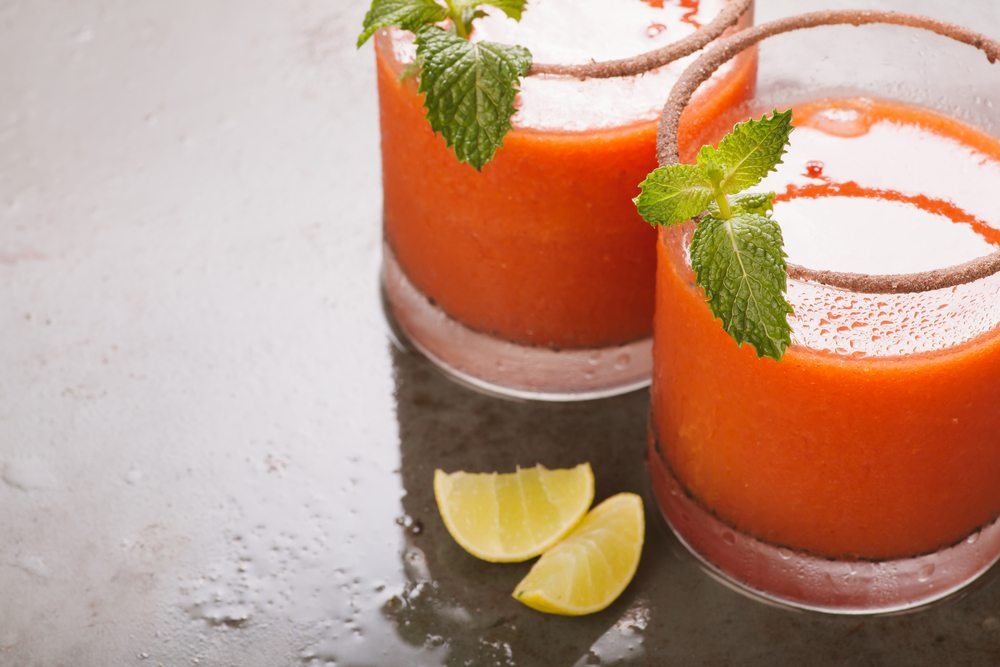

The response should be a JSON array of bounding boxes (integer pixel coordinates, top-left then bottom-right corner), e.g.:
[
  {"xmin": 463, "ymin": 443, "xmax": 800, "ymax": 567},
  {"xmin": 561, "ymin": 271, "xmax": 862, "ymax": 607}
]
[
  {"xmin": 755, "ymin": 99, "xmax": 1000, "ymax": 358},
  {"xmin": 387, "ymin": 0, "xmax": 727, "ymax": 131}
]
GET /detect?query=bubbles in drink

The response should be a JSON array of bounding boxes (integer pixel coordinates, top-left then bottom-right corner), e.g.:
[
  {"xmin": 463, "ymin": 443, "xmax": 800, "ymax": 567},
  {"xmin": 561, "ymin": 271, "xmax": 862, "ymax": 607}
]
[
  {"xmin": 750, "ymin": 99, "xmax": 1000, "ymax": 357},
  {"xmin": 646, "ymin": 23, "xmax": 667, "ymax": 38}
]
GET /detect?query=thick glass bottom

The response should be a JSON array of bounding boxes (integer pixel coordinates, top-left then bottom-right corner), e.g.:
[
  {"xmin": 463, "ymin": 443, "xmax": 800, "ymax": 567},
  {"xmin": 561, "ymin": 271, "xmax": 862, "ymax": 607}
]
[
  {"xmin": 648, "ymin": 430, "xmax": 1000, "ymax": 615},
  {"xmin": 381, "ymin": 243, "xmax": 652, "ymax": 401}
]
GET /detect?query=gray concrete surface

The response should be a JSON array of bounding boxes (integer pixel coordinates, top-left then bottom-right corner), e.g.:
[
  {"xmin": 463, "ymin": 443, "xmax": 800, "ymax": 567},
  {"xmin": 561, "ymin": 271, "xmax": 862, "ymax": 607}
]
[{"xmin": 1, "ymin": 0, "xmax": 998, "ymax": 665}]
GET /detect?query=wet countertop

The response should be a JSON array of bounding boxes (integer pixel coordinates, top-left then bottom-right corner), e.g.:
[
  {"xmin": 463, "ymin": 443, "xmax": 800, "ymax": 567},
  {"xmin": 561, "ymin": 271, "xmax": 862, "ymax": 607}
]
[{"xmin": 2, "ymin": 0, "xmax": 999, "ymax": 665}]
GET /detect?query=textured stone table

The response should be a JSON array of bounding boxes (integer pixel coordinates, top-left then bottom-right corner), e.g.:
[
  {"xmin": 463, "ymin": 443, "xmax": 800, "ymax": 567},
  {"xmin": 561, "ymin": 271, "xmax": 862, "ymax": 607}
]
[{"xmin": 1, "ymin": 0, "xmax": 998, "ymax": 665}]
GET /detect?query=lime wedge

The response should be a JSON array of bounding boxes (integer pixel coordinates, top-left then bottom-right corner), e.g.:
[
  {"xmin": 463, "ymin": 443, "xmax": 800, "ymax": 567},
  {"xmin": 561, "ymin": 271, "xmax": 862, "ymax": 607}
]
[
  {"xmin": 433, "ymin": 464, "xmax": 594, "ymax": 563},
  {"xmin": 512, "ymin": 493, "xmax": 644, "ymax": 615}
]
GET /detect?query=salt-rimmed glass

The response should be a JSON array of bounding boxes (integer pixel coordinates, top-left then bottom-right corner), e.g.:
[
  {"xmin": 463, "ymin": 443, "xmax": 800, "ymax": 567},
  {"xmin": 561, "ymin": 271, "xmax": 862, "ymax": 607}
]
[
  {"xmin": 377, "ymin": 0, "xmax": 754, "ymax": 401},
  {"xmin": 648, "ymin": 10, "xmax": 1000, "ymax": 614}
]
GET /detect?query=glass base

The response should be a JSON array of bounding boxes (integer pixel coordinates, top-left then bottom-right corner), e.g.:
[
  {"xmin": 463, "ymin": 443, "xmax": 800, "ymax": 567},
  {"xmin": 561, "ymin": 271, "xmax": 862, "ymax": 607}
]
[
  {"xmin": 648, "ymin": 431, "xmax": 1000, "ymax": 615},
  {"xmin": 381, "ymin": 243, "xmax": 652, "ymax": 401}
]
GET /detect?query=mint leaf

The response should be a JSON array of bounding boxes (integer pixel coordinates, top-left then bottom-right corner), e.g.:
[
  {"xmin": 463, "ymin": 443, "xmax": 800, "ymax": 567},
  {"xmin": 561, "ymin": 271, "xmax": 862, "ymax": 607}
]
[
  {"xmin": 690, "ymin": 212, "xmax": 792, "ymax": 360},
  {"xmin": 474, "ymin": 0, "xmax": 527, "ymax": 20},
  {"xmin": 357, "ymin": 0, "xmax": 447, "ymax": 48},
  {"xmin": 707, "ymin": 192, "xmax": 775, "ymax": 218},
  {"xmin": 634, "ymin": 164, "xmax": 716, "ymax": 227},
  {"xmin": 416, "ymin": 25, "xmax": 531, "ymax": 170},
  {"xmin": 698, "ymin": 110, "xmax": 792, "ymax": 194},
  {"xmin": 635, "ymin": 111, "xmax": 795, "ymax": 359}
]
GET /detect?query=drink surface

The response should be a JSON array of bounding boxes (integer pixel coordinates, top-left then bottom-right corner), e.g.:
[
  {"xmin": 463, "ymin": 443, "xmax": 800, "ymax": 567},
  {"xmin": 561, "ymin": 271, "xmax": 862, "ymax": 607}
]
[
  {"xmin": 766, "ymin": 99, "xmax": 1000, "ymax": 274},
  {"xmin": 388, "ymin": 0, "xmax": 726, "ymax": 130},
  {"xmin": 653, "ymin": 98, "xmax": 1000, "ymax": 560}
]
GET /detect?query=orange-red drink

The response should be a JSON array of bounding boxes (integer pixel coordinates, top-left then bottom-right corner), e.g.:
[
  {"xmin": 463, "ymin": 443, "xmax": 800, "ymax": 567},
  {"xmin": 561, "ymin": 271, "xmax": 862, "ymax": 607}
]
[
  {"xmin": 650, "ymin": 97, "xmax": 1000, "ymax": 607},
  {"xmin": 377, "ymin": 0, "xmax": 755, "ymax": 399}
]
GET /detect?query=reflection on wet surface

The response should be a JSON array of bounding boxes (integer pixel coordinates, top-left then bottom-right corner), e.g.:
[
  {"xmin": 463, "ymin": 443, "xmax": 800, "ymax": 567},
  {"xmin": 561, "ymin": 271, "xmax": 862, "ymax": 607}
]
[
  {"xmin": 388, "ymin": 347, "xmax": 653, "ymax": 666},
  {"xmin": 1, "ymin": 0, "xmax": 999, "ymax": 665}
]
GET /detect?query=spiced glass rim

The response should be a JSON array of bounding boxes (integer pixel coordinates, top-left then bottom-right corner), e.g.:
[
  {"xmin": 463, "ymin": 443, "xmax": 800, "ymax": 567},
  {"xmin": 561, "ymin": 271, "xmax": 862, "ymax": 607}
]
[
  {"xmin": 526, "ymin": 0, "xmax": 753, "ymax": 79},
  {"xmin": 656, "ymin": 9, "xmax": 1000, "ymax": 295}
]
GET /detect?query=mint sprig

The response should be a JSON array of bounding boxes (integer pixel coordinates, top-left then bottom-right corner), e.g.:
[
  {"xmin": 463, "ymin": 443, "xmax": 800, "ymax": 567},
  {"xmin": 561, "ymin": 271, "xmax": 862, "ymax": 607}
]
[
  {"xmin": 358, "ymin": 0, "xmax": 530, "ymax": 169},
  {"xmin": 416, "ymin": 26, "xmax": 531, "ymax": 169},
  {"xmin": 635, "ymin": 111, "xmax": 794, "ymax": 360}
]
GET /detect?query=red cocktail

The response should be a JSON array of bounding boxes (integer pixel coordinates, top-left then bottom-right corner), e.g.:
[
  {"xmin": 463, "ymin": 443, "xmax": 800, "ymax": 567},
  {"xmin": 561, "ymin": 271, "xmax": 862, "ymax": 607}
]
[
  {"xmin": 648, "ymin": 12, "xmax": 1000, "ymax": 613},
  {"xmin": 377, "ymin": 0, "xmax": 755, "ymax": 399}
]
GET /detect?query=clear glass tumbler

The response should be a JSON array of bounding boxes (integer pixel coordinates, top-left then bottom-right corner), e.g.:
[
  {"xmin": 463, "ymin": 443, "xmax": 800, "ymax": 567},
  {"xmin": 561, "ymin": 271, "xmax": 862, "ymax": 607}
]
[
  {"xmin": 377, "ymin": 0, "xmax": 755, "ymax": 400},
  {"xmin": 648, "ymin": 10, "xmax": 1000, "ymax": 613}
]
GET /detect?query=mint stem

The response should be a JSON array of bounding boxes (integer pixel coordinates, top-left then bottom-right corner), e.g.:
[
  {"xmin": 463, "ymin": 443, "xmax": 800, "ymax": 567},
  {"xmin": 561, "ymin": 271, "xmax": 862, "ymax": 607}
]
[
  {"xmin": 444, "ymin": 0, "xmax": 470, "ymax": 38},
  {"xmin": 705, "ymin": 161, "xmax": 733, "ymax": 220},
  {"xmin": 714, "ymin": 191, "xmax": 731, "ymax": 219},
  {"xmin": 708, "ymin": 170, "xmax": 731, "ymax": 219}
]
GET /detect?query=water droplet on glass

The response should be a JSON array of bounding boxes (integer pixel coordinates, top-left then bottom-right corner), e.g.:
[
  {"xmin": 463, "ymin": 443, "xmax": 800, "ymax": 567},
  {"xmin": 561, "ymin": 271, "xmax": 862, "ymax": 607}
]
[{"xmin": 917, "ymin": 564, "xmax": 935, "ymax": 583}]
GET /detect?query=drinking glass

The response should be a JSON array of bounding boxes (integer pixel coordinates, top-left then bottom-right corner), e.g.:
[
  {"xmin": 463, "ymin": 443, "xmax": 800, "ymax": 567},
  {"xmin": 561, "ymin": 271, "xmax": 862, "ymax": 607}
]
[
  {"xmin": 648, "ymin": 10, "xmax": 1000, "ymax": 613},
  {"xmin": 377, "ymin": 0, "xmax": 755, "ymax": 400}
]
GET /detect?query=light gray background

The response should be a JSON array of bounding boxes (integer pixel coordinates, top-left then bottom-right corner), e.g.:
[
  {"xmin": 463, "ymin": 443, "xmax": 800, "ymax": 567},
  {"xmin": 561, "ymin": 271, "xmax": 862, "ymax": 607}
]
[{"xmin": 1, "ymin": 1, "xmax": 999, "ymax": 665}]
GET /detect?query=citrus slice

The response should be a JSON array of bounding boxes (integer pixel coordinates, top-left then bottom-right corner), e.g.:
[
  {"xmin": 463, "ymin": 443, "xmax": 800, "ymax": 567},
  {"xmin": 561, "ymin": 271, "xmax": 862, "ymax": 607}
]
[
  {"xmin": 433, "ymin": 463, "xmax": 594, "ymax": 563},
  {"xmin": 512, "ymin": 492, "xmax": 644, "ymax": 615}
]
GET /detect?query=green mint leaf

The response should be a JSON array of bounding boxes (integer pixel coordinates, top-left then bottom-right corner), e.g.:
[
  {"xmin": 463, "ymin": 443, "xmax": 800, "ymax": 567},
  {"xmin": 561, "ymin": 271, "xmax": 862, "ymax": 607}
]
[
  {"xmin": 697, "ymin": 110, "xmax": 793, "ymax": 195},
  {"xmin": 634, "ymin": 164, "xmax": 716, "ymax": 227},
  {"xmin": 357, "ymin": 0, "xmax": 447, "ymax": 48},
  {"xmin": 415, "ymin": 25, "xmax": 531, "ymax": 170},
  {"xmin": 690, "ymin": 212, "xmax": 792, "ymax": 360},
  {"xmin": 707, "ymin": 192, "xmax": 776, "ymax": 218},
  {"xmin": 452, "ymin": 0, "xmax": 526, "ymax": 33},
  {"xmin": 475, "ymin": 0, "xmax": 527, "ymax": 20}
]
